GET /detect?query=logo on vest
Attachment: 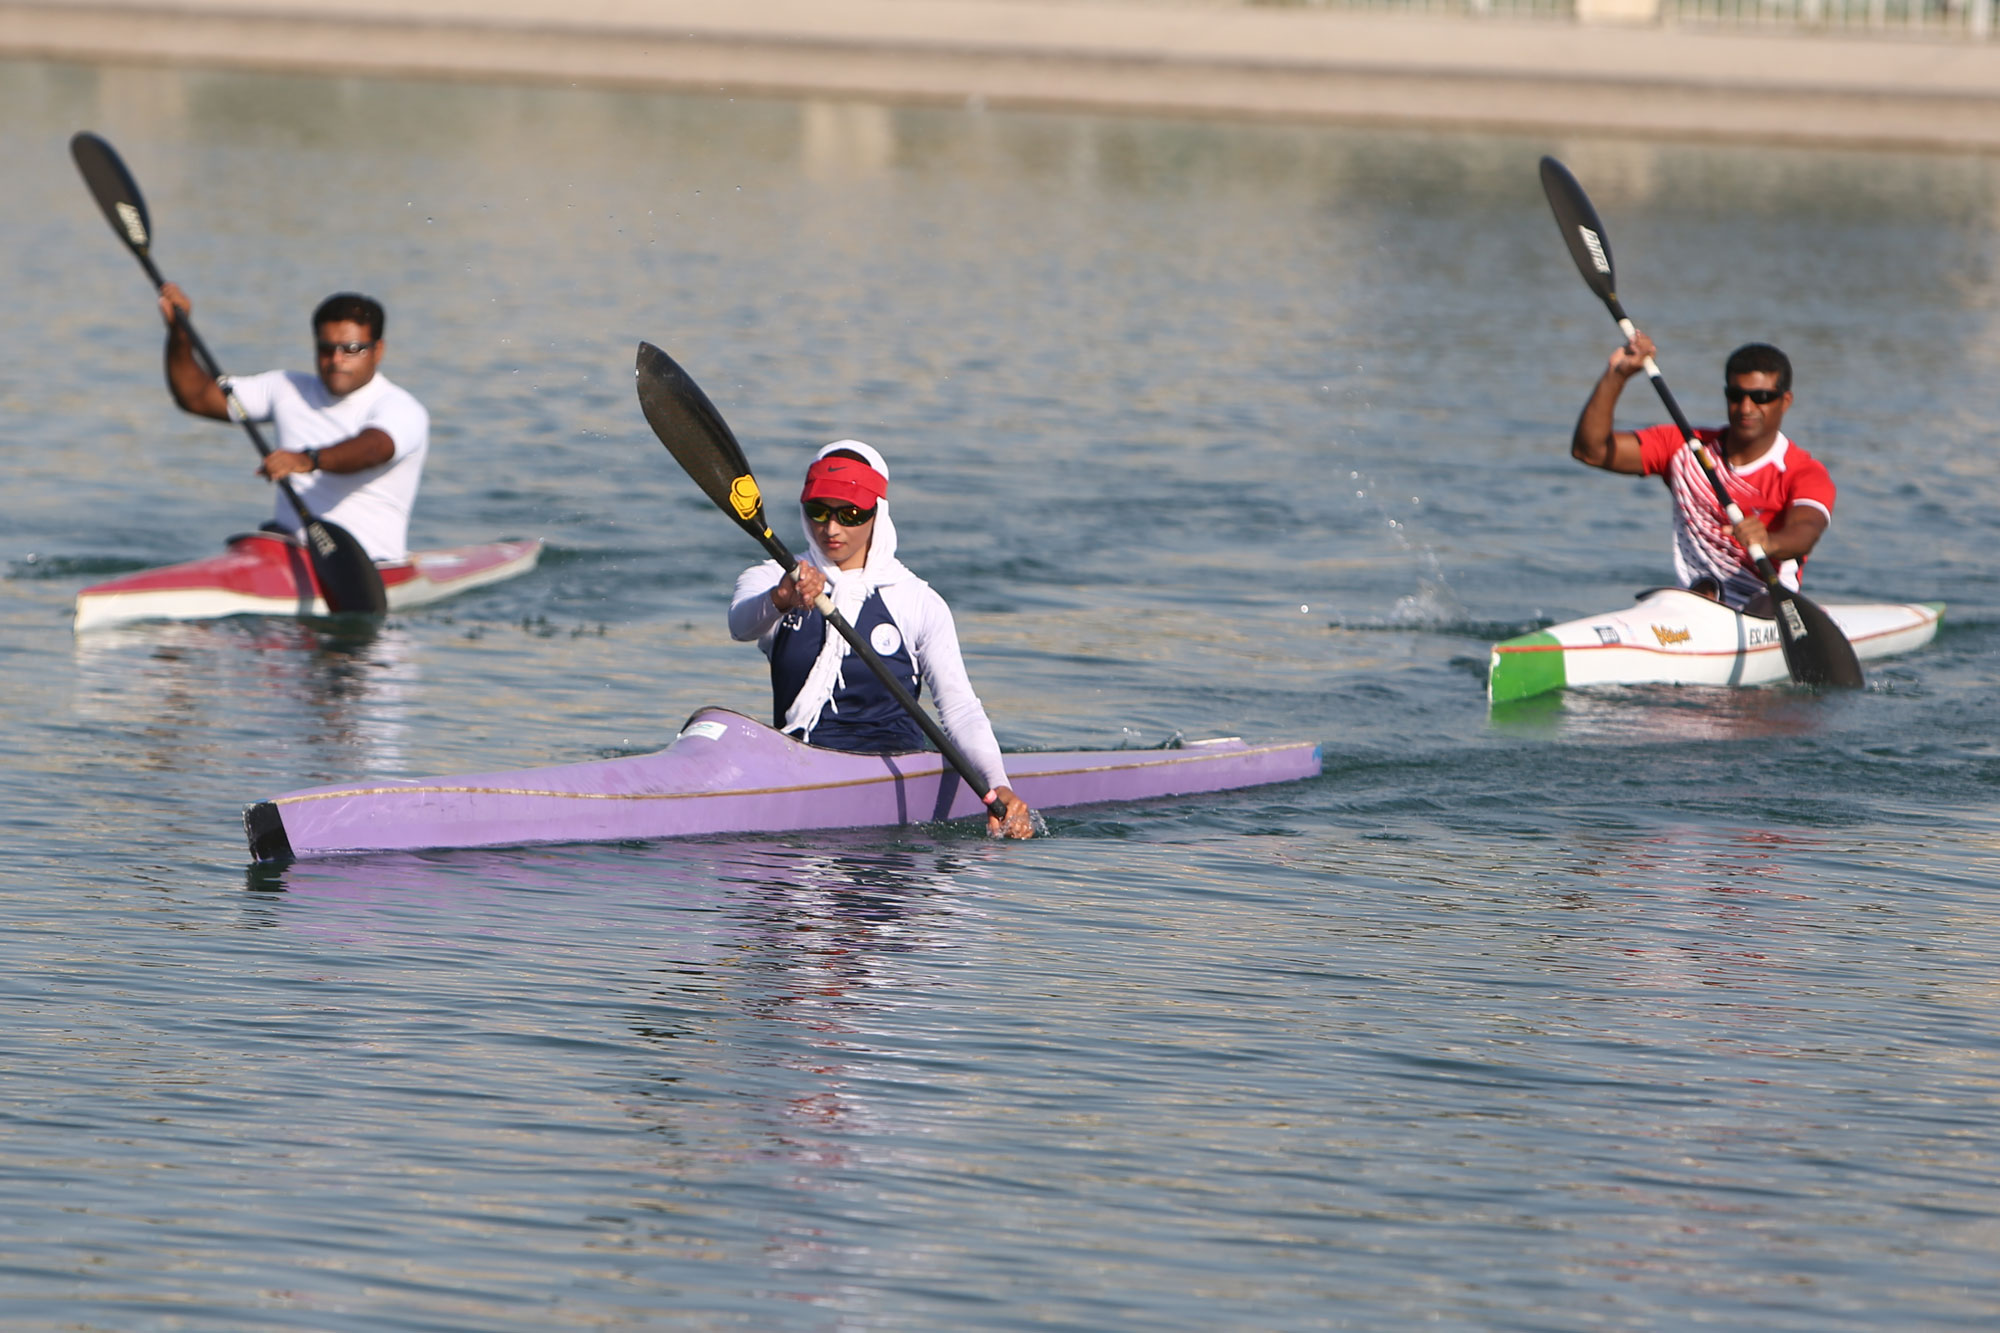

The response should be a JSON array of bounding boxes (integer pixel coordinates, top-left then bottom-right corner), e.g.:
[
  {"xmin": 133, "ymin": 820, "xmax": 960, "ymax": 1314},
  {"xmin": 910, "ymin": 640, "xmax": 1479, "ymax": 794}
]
[{"xmin": 870, "ymin": 622, "xmax": 902, "ymax": 656}]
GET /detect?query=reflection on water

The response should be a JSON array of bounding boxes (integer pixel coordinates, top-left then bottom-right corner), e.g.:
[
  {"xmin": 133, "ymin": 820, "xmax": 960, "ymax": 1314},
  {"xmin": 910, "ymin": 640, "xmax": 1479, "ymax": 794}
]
[
  {"xmin": 1488, "ymin": 681, "xmax": 1835, "ymax": 744},
  {"xmin": 800, "ymin": 100, "xmax": 897, "ymax": 180},
  {"xmin": 1550, "ymin": 823, "xmax": 1829, "ymax": 1002},
  {"xmin": 252, "ymin": 838, "xmax": 986, "ymax": 1251},
  {"xmin": 72, "ymin": 616, "xmax": 420, "ymax": 776}
]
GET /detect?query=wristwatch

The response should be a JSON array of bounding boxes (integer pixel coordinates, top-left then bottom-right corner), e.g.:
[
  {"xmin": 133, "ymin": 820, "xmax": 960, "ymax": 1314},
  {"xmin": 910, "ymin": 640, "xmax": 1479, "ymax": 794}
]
[{"xmin": 302, "ymin": 448, "xmax": 321, "ymax": 471}]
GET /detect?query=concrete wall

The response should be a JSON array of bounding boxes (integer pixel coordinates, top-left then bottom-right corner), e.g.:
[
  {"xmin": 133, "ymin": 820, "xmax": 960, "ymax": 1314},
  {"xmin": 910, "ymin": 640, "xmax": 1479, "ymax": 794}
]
[{"xmin": 6, "ymin": 0, "xmax": 2000, "ymax": 146}]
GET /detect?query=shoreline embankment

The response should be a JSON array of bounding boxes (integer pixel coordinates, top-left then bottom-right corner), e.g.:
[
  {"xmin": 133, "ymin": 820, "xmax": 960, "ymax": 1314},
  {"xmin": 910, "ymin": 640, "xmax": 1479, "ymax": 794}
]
[{"xmin": 6, "ymin": 0, "xmax": 2000, "ymax": 148}]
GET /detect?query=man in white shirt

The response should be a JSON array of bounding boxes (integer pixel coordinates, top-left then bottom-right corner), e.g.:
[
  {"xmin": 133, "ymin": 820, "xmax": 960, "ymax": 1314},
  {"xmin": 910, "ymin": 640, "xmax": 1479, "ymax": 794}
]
[{"xmin": 159, "ymin": 285, "xmax": 429, "ymax": 562}]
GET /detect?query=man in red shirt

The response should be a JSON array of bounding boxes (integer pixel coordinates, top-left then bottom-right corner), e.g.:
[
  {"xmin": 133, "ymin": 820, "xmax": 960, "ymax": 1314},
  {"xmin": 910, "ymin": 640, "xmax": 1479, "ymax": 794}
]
[{"xmin": 1571, "ymin": 329, "xmax": 1835, "ymax": 613}]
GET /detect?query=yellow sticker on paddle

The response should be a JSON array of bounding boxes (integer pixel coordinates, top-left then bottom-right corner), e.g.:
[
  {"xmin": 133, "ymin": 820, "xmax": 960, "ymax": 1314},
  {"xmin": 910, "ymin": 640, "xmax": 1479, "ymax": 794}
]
[{"xmin": 729, "ymin": 475, "xmax": 762, "ymax": 522}]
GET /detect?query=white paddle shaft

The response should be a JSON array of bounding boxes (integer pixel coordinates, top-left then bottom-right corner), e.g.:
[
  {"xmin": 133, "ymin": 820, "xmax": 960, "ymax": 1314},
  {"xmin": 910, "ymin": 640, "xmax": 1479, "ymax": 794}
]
[{"xmin": 1615, "ymin": 316, "xmax": 1767, "ymax": 558}]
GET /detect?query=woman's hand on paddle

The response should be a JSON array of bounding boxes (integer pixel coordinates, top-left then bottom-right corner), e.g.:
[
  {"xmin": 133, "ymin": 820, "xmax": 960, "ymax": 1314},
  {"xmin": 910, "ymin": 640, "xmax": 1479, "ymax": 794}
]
[
  {"xmin": 1607, "ymin": 327, "xmax": 1655, "ymax": 379},
  {"xmin": 772, "ymin": 563, "xmax": 826, "ymax": 612},
  {"xmin": 986, "ymin": 786, "xmax": 1035, "ymax": 839}
]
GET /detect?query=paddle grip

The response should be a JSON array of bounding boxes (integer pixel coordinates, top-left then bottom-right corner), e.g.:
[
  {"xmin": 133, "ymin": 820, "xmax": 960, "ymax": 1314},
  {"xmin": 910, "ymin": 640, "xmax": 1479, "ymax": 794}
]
[
  {"xmin": 1610, "ymin": 312, "xmax": 1784, "ymax": 587},
  {"xmin": 756, "ymin": 531, "xmax": 1011, "ymax": 824}
]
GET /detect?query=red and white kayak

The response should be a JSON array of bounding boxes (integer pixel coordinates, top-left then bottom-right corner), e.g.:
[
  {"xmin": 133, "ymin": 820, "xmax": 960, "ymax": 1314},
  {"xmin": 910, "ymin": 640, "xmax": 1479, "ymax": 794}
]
[{"xmin": 73, "ymin": 532, "xmax": 543, "ymax": 631}]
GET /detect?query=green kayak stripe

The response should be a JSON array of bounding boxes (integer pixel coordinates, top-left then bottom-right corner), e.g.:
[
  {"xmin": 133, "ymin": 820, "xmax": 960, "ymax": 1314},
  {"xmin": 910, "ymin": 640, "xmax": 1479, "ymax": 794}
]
[{"xmin": 1488, "ymin": 631, "xmax": 1566, "ymax": 704}]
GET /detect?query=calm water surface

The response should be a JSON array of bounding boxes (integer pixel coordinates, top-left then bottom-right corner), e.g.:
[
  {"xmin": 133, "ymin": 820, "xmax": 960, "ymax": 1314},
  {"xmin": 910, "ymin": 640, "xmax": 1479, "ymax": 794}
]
[{"xmin": 4, "ymin": 59, "xmax": 2000, "ymax": 1330}]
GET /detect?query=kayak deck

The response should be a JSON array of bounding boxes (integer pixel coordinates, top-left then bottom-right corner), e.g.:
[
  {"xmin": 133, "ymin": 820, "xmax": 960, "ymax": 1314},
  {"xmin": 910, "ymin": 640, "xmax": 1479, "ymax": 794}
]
[
  {"xmin": 1489, "ymin": 588, "xmax": 1943, "ymax": 703},
  {"xmin": 245, "ymin": 706, "xmax": 1323, "ymax": 861},
  {"xmin": 73, "ymin": 532, "xmax": 542, "ymax": 631}
]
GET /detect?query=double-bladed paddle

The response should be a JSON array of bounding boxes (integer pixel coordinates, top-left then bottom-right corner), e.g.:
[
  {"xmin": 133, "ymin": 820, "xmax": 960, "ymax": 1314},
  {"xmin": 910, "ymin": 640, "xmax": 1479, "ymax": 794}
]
[
  {"xmin": 69, "ymin": 131, "xmax": 388, "ymax": 615},
  {"xmin": 1539, "ymin": 155, "xmax": 1863, "ymax": 690},
  {"xmin": 634, "ymin": 340, "xmax": 1010, "ymax": 823}
]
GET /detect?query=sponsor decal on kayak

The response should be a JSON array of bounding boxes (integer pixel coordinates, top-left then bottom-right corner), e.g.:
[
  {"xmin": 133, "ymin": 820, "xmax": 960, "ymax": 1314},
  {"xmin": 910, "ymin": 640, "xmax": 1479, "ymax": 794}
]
[
  {"xmin": 677, "ymin": 719, "xmax": 730, "ymax": 742},
  {"xmin": 1746, "ymin": 623, "xmax": 1782, "ymax": 646},
  {"xmin": 1593, "ymin": 624, "xmax": 1620, "ymax": 644},
  {"xmin": 1651, "ymin": 624, "xmax": 1691, "ymax": 646}
]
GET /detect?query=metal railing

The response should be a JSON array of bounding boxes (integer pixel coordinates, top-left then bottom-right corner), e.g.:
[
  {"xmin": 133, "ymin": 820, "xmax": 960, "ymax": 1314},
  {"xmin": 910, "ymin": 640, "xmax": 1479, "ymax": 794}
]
[
  {"xmin": 1259, "ymin": 0, "xmax": 1574, "ymax": 15},
  {"xmin": 1258, "ymin": 0, "xmax": 1998, "ymax": 35},
  {"xmin": 1668, "ymin": 0, "xmax": 1993, "ymax": 36}
]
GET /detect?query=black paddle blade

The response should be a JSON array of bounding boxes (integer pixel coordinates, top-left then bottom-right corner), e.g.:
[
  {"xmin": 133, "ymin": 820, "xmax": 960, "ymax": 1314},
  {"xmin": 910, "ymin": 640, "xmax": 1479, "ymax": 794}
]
[
  {"xmin": 1771, "ymin": 588, "xmax": 1865, "ymax": 690},
  {"xmin": 302, "ymin": 517, "xmax": 388, "ymax": 614},
  {"xmin": 71, "ymin": 131, "xmax": 154, "ymax": 258},
  {"xmin": 634, "ymin": 341, "xmax": 774, "ymax": 544},
  {"xmin": 1540, "ymin": 156, "xmax": 1618, "ymax": 305}
]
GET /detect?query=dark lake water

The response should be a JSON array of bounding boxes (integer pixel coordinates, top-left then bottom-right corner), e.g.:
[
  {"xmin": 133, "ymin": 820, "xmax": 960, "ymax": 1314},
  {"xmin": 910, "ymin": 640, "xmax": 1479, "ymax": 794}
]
[{"xmin": 4, "ymin": 56, "xmax": 1999, "ymax": 1330}]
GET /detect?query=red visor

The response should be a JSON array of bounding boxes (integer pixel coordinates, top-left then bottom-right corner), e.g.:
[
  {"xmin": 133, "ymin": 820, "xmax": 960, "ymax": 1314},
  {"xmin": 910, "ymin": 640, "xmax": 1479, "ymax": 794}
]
[{"xmin": 801, "ymin": 456, "xmax": 887, "ymax": 509}]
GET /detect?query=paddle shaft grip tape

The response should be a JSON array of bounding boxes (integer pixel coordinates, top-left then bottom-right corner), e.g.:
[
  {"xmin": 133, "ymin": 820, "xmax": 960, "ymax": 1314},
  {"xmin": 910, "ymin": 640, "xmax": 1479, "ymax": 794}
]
[
  {"xmin": 752, "ymin": 533, "xmax": 1009, "ymax": 822},
  {"xmin": 1611, "ymin": 311, "xmax": 1785, "ymax": 586}
]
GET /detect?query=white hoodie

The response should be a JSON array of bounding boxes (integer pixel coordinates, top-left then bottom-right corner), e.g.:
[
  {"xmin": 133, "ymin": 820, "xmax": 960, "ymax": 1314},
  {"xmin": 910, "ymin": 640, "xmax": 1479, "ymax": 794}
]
[{"xmin": 727, "ymin": 440, "xmax": 1012, "ymax": 793}]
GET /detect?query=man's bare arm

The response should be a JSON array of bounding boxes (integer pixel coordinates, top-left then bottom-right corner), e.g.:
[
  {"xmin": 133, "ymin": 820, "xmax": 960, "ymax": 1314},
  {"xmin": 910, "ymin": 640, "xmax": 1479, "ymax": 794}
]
[
  {"xmin": 159, "ymin": 283, "xmax": 227, "ymax": 420},
  {"xmin": 1572, "ymin": 329, "xmax": 1655, "ymax": 475},
  {"xmin": 258, "ymin": 428, "xmax": 395, "ymax": 481}
]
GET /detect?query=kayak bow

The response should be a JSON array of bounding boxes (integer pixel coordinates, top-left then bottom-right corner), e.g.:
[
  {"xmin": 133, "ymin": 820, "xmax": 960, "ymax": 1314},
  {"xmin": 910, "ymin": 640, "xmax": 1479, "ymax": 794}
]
[{"xmin": 245, "ymin": 707, "xmax": 1323, "ymax": 860}]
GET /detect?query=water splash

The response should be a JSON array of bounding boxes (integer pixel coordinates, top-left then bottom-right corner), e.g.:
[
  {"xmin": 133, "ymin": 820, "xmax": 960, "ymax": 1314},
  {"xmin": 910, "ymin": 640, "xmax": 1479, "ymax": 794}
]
[
  {"xmin": 7, "ymin": 553, "xmax": 154, "ymax": 581},
  {"xmin": 1350, "ymin": 469, "xmax": 1468, "ymax": 628}
]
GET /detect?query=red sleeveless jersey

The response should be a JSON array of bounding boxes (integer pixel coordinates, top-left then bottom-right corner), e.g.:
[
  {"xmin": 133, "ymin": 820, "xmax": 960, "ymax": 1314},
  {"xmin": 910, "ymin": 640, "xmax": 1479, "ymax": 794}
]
[{"xmin": 1634, "ymin": 425, "xmax": 1835, "ymax": 603}]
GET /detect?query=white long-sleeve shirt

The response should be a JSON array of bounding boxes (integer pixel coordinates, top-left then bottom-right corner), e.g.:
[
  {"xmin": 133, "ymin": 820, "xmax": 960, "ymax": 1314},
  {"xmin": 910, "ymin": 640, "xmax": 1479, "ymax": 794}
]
[{"xmin": 730, "ymin": 560, "xmax": 1012, "ymax": 793}]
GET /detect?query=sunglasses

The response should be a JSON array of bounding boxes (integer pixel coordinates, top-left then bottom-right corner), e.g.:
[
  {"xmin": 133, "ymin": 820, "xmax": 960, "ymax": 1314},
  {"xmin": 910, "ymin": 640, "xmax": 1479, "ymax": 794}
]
[
  {"xmin": 1724, "ymin": 385, "xmax": 1784, "ymax": 405},
  {"xmin": 804, "ymin": 501, "xmax": 876, "ymax": 527},
  {"xmin": 316, "ymin": 339, "xmax": 377, "ymax": 358}
]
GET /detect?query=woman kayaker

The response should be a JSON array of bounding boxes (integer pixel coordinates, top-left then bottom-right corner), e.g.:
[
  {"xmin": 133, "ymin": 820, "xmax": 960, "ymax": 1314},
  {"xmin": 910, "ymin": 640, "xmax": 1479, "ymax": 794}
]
[{"xmin": 728, "ymin": 441, "xmax": 1035, "ymax": 838}]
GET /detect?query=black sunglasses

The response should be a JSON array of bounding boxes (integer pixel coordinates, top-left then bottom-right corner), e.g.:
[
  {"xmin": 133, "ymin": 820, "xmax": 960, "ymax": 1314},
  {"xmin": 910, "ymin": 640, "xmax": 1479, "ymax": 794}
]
[
  {"xmin": 1724, "ymin": 385, "xmax": 1784, "ymax": 405},
  {"xmin": 316, "ymin": 339, "xmax": 377, "ymax": 358},
  {"xmin": 804, "ymin": 501, "xmax": 876, "ymax": 527}
]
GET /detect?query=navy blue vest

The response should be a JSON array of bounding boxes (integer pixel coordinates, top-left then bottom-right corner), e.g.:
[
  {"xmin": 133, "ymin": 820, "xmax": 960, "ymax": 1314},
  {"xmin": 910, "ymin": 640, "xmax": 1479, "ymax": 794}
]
[{"xmin": 769, "ymin": 590, "xmax": 926, "ymax": 753}]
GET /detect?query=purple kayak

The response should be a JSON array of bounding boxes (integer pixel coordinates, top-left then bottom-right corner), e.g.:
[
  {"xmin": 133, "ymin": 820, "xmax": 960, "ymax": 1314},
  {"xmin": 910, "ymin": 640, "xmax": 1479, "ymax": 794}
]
[{"xmin": 245, "ymin": 706, "xmax": 1322, "ymax": 861}]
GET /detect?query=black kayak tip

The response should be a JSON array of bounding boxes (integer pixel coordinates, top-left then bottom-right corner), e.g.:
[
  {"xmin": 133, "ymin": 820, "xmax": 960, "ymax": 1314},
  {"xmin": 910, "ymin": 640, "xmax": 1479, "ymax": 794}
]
[{"xmin": 244, "ymin": 801, "xmax": 294, "ymax": 864}]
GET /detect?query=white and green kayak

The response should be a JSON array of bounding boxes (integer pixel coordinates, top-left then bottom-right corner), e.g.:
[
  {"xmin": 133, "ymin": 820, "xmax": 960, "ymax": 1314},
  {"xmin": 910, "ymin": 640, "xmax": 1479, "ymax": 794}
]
[{"xmin": 1489, "ymin": 588, "xmax": 1943, "ymax": 703}]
